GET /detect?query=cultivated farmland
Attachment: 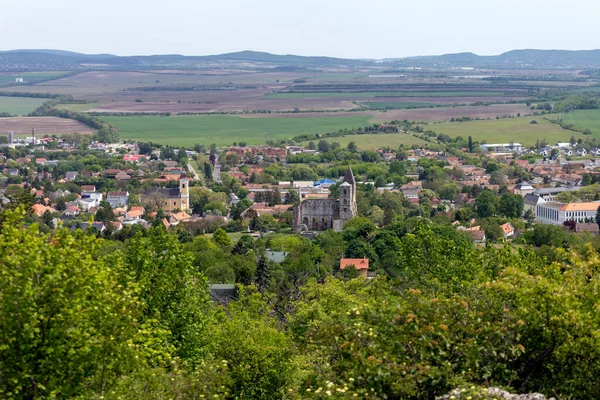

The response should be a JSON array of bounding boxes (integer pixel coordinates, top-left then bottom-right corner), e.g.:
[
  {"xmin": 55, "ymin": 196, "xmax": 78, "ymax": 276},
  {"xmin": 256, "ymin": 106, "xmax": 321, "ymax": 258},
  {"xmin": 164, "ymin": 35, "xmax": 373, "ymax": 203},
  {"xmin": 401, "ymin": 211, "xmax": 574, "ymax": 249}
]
[
  {"xmin": 263, "ymin": 91, "xmax": 510, "ymax": 99},
  {"xmin": 0, "ymin": 96, "xmax": 49, "ymax": 115},
  {"xmin": 423, "ymin": 116, "xmax": 581, "ymax": 146},
  {"xmin": 372, "ymin": 104, "xmax": 533, "ymax": 123},
  {"xmin": 0, "ymin": 117, "xmax": 95, "ymax": 136},
  {"xmin": 102, "ymin": 114, "xmax": 374, "ymax": 146},
  {"xmin": 562, "ymin": 110, "xmax": 600, "ymax": 136}
]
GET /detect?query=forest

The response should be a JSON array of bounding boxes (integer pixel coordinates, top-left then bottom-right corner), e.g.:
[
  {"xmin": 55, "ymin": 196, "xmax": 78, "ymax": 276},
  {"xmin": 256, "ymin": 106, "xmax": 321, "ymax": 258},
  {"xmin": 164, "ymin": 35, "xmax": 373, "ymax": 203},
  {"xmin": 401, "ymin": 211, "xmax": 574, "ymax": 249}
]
[{"xmin": 2, "ymin": 201, "xmax": 600, "ymax": 399}]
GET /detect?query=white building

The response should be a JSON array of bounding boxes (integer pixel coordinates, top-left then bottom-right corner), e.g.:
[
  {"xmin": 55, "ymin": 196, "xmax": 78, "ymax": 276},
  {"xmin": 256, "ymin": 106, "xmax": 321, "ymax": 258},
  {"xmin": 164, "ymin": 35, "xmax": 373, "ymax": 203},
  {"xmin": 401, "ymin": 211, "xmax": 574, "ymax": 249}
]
[
  {"xmin": 480, "ymin": 143, "xmax": 523, "ymax": 153},
  {"xmin": 536, "ymin": 200, "xmax": 600, "ymax": 225},
  {"xmin": 533, "ymin": 187, "xmax": 580, "ymax": 202},
  {"xmin": 513, "ymin": 181, "xmax": 534, "ymax": 196}
]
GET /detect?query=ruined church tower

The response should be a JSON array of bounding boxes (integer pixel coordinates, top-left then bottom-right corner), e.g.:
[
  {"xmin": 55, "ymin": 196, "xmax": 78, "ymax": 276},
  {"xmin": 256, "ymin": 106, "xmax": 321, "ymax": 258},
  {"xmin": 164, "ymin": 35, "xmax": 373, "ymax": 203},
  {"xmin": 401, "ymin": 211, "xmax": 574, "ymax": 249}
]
[{"xmin": 339, "ymin": 166, "xmax": 357, "ymax": 222}]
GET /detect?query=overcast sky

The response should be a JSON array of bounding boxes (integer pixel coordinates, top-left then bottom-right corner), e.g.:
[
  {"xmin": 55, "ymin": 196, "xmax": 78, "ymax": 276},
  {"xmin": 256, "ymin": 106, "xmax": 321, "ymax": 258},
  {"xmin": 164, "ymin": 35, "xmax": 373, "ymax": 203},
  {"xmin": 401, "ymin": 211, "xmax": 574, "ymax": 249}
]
[{"xmin": 2, "ymin": 0, "xmax": 598, "ymax": 59}]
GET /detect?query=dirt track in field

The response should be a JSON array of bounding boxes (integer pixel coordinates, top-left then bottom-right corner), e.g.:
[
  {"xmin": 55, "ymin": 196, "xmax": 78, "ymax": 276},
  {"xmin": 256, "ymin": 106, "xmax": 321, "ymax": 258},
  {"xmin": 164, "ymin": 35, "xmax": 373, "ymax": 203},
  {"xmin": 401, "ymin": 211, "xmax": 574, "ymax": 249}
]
[{"xmin": 0, "ymin": 117, "xmax": 94, "ymax": 136}]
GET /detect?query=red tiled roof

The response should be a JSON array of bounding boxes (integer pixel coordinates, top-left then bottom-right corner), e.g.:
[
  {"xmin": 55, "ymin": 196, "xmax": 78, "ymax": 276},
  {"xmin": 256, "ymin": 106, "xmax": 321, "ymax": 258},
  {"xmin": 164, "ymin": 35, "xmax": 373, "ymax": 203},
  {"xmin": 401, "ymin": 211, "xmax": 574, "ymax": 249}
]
[{"xmin": 340, "ymin": 258, "xmax": 369, "ymax": 271}]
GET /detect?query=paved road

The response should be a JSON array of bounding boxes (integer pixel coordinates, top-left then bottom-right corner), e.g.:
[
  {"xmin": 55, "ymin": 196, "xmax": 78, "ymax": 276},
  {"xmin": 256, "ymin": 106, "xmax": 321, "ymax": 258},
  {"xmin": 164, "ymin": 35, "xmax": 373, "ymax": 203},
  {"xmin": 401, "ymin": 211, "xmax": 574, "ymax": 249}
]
[
  {"xmin": 213, "ymin": 153, "xmax": 222, "ymax": 183},
  {"xmin": 187, "ymin": 162, "xmax": 200, "ymax": 180}
]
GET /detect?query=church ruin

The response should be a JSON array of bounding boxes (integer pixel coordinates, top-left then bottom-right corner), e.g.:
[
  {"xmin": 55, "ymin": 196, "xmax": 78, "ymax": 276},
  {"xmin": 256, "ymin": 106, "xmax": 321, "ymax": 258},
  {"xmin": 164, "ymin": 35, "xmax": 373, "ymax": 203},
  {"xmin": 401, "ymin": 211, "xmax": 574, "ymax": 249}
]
[{"xmin": 293, "ymin": 166, "xmax": 358, "ymax": 232}]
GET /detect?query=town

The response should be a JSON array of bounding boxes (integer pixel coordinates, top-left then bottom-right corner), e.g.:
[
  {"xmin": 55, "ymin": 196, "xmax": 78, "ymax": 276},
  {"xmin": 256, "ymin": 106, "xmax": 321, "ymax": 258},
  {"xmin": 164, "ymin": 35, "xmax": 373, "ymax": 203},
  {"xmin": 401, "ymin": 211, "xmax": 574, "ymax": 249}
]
[{"xmin": 4, "ymin": 127, "xmax": 600, "ymax": 251}]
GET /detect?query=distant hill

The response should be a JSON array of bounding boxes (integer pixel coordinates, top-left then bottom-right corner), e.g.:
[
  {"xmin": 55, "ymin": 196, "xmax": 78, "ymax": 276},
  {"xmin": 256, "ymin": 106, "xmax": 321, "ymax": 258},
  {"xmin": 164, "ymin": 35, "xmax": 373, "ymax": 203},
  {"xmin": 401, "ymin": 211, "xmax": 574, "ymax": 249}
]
[
  {"xmin": 1, "ymin": 48, "xmax": 600, "ymax": 71},
  {"xmin": 390, "ymin": 49, "xmax": 600, "ymax": 68}
]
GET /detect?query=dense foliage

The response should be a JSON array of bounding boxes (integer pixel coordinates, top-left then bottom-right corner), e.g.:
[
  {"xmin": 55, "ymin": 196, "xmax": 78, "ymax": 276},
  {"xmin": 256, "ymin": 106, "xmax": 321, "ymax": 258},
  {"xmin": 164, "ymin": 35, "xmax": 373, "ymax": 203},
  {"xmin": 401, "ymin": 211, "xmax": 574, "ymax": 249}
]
[{"xmin": 2, "ymin": 205, "xmax": 600, "ymax": 399}]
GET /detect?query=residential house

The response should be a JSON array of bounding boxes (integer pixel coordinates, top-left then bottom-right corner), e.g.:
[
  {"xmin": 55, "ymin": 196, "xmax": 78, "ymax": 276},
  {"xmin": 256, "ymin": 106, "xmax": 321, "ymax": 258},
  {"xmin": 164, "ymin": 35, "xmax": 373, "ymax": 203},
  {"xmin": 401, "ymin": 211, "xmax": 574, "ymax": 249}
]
[
  {"xmin": 77, "ymin": 197, "xmax": 100, "ymax": 211},
  {"xmin": 125, "ymin": 206, "xmax": 145, "ymax": 221},
  {"xmin": 64, "ymin": 171, "xmax": 78, "ymax": 181},
  {"xmin": 500, "ymin": 222, "xmax": 515, "ymax": 238},
  {"xmin": 115, "ymin": 172, "xmax": 131, "ymax": 181},
  {"xmin": 168, "ymin": 211, "xmax": 192, "ymax": 226},
  {"xmin": 401, "ymin": 188, "xmax": 419, "ymax": 199},
  {"xmin": 81, "ymin": 190, "xmax": 103, "ymax": 203},
  {"xmin": 31, "ymin": 204, "xmax": 56, "ymax": 217},
  {"xmin": 467, "ymin": 230, "xmax": 486, "ymax": 244},
  {"xmin": 339, "ymin": 258, "xmax": 370, "ymax": 278},
  {"xmin": 81, "ymin": 185, "xmax": 96, "ymax": 192},
  {"xmin": 62, "ymin": 206, "xmax": 80, "ymax": 218},
  {"xmin": 107, "ymin": 191, "xmax": 129, "ymax": 209}
]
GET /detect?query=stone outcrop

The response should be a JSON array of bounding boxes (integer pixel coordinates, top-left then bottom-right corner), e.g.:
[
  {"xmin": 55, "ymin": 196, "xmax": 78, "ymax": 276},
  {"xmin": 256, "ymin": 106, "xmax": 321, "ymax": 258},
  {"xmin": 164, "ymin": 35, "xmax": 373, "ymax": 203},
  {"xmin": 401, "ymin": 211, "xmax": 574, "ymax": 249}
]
[{"xmin": 437, "ymin": 387, "xmax": 555, "ymax": 400}]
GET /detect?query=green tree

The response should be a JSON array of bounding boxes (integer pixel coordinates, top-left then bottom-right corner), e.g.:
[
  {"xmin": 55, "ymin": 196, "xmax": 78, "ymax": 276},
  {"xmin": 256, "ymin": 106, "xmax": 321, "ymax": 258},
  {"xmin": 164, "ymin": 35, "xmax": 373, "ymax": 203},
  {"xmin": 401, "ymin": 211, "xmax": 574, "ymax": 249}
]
[
  {"xmin": 95, "ymin": 200, "xmax": 116, "ymax": 223},
  {"xmin": 284, "ymin": 189, "xmax": 299, "ymax": 205},
  {"xmin": 317, "ymin": 140, "xmax": 330, "ymax": 153},
  {"xmin": 347, "ymin": 141, "xmax": 358, "ymax": 153},
  {"xmin": 203, "ymin": 162, "xmax": 213, "ymax": 181},
  {"xmin": 439, "ymin": 183, "xmax": 460, "ymax": 201},
  {"xmin": 476, "ymin": 190, "xmax": 499, "ymax": 218},
  {"xmin": 0, "ymin": 209, "xmax": 141, "ymax": 398},
  {"xmin": 212, "ymin": 228, "xmax": 232, "ymax": 248},
  {"xmin": 499, "ymin": 193, "xmax": 524, "ymax": 218},
  {"xmin": 208, "ymin": 290, "xmax": 296, "ymax": 398},
  {"xmin": 124, "ymin": 226, "xmax": 214, "ymax": 365}
]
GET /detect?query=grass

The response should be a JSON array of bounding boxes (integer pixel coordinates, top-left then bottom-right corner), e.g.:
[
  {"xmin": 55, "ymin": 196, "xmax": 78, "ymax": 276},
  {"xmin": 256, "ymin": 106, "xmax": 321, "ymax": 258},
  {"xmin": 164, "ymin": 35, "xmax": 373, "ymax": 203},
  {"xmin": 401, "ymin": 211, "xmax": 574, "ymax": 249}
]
[
  {"xmin": 424, "ymin": 115, "xmax": 581, "ymax": 146},
  {"xmin": 0, "ymin": 96, "xmax": 49, "ymax": 115},
  {"xmin": 308, "ymin": 133, "xmax": 428, "ymax": 149},
  {"xmin": 54, "ymin": 103, "xmax": 98, "ymax": 112},
  {"xmin": 361, "ymin": 101, "xmax": 437, "ymax": 110},
  {"xmin": 562, "ymin": 110, "xmax": 600, "ymax": 136},
  {"xmin": 264, "ymin": 91, "xmax": 506, "ymax": 99},
  {"xmin": 102, "ymin": 114, "xmax": 374, "ymax": 147}
]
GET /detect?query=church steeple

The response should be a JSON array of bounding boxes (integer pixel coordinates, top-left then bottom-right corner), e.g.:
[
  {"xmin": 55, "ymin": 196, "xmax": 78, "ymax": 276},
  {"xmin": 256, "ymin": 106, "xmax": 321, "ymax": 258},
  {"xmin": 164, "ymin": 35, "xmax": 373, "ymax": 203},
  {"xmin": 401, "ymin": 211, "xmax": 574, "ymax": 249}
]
[{"xmin": 343, "ymin": 166, "xmax": 355, "ymax": 186}]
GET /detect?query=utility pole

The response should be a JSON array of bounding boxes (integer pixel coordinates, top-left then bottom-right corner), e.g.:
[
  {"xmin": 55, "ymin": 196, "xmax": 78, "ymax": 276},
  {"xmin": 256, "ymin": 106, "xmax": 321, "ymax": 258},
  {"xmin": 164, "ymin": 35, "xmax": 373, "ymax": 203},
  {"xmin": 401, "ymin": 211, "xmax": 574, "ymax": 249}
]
[{"xmin": 31, "ymin": 128, "xmax": 35, "ymax": 145}]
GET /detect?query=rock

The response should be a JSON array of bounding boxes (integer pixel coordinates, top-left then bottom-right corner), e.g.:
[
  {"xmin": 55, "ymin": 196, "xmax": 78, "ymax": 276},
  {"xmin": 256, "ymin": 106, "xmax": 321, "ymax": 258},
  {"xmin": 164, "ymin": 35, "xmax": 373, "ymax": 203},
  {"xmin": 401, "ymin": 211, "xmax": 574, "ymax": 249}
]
[{"xmin": 437, "ymin": 387, "xmax": 555, "ymax": 400}]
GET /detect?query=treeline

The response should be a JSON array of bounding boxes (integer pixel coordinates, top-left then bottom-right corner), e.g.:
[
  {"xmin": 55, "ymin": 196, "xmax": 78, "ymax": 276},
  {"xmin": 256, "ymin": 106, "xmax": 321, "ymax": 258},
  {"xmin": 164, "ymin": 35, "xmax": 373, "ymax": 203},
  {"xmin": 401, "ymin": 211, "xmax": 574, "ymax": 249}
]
[
  {"xmin": 30, "ymin": 97, "xmax": 120, "ymax": 143},
  {"xmin": 129, "ymin": 85, "xmax": 257, "ymax": 91},
  {"xmin": 553, "ymin": 93, "xmax": 600, "ymax": 113},
  {"xmin": 292, "ymin": 122, "xmax": 404, "ymax": 143},
  {"xmin": 0, "ymin": 91, "xmax": 65, "ymax": 99}
]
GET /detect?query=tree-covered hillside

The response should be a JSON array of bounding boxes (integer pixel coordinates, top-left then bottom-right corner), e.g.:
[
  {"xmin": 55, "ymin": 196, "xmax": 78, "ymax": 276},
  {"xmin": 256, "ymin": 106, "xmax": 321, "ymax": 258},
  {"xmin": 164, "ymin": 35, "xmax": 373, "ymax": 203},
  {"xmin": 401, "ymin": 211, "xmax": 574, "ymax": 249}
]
[{"xmin": 2, "ymin": 205, "xmax": 600, "ymax": 399}]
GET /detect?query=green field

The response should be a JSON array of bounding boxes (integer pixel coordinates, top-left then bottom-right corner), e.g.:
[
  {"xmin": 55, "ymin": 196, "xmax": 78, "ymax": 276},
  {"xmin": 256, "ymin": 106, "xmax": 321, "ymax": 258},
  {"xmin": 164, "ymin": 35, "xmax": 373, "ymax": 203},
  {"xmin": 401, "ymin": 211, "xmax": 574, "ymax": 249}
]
[
  {"xmin": 308, "ymin": 133, "xmax": 428, "ymax": 149},
  {"xmin": 0, "ymin": 71, "xmax": 67, "ymax": 84},
  {"xmin": 54, "ymin": 103, "xmax": 98, "ymax": 112},
  {"xmin": 102, "ymin": 114, "xmax": 374, "ymax": 146},
  {"xmin": 0, "ymin": 96, "xmax": 49, "ymax": 115},
  {"xmin": 425, "ymin": 115, "xmax": 580, "ymax": 146},
  {"xmin": 361, "ymin": 101, "xmax": 437, "ymax": 110},
  {"xmin": 264, "ymin": 91, "xmax": 506, "ymax": 99},
  {"xmin": 562, "ymin": 110, "xmax": 600, "ymax": 136}
]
